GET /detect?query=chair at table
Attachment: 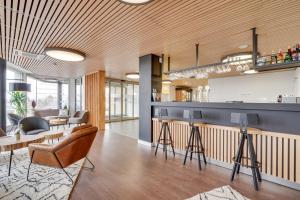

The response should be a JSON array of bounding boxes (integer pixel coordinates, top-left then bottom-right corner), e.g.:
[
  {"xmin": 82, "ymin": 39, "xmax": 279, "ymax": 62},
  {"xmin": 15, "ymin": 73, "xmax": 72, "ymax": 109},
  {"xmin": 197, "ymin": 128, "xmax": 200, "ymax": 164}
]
[
  {"xmin": 19, "ymin": 116, "xmax": 50, "ymax": 135},
  {"xmin": 68, "ymin": 111, "xmax": 89, "ymax": 127},
  {"xmin": 27, "ymin": 126, "xmax": 98, "ymax": 183}
]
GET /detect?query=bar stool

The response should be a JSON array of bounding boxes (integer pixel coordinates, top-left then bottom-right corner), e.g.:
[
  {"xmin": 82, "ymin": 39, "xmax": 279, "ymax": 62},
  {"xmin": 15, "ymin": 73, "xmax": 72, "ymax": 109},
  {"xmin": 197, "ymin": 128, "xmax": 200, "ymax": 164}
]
[
  {"xmin": 183, "ymin": 110, "xmax": 207, "ymax": 170},
  {"xmin": 230, "ymin": 112, "xmax": 262, "ymax": 190},
  {"xmin": 154, "ymin": 108, "xmax": 175, "ymax": 160}
]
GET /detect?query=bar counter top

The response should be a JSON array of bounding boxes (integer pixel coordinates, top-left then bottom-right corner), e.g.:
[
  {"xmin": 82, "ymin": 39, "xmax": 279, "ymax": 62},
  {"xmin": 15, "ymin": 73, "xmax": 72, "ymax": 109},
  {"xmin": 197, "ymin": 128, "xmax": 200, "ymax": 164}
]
[
  {"xmin": 151, "ymin": 101, "xmax": 300, "ymax": 135},
  {"xmin": 151, "ymin": 101, "xmax": 300, "ymax": 112}
]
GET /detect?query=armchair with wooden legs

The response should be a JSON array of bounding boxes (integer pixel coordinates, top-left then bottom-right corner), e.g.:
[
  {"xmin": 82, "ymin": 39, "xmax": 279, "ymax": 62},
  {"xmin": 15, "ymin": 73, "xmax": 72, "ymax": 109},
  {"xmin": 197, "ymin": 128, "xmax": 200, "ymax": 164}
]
[{"xmin": 27, "ymin": 126, "xmax": 98, "ymax": 184}]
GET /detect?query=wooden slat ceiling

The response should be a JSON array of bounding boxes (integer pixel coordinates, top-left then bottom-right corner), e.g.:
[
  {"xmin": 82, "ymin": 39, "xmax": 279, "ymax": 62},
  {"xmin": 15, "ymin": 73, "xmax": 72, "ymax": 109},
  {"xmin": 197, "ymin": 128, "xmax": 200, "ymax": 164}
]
[{"xmin": 1, "ymin": 0, "xmax": 300, "ymax": 79}]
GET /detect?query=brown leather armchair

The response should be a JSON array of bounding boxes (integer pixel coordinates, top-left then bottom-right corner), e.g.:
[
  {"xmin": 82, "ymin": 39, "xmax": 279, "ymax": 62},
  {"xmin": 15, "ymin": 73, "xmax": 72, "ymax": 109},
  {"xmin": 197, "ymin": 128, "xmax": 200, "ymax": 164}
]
[{"xmin": 27, "ymin": 126, "xmax": 98, "ymax": 183}]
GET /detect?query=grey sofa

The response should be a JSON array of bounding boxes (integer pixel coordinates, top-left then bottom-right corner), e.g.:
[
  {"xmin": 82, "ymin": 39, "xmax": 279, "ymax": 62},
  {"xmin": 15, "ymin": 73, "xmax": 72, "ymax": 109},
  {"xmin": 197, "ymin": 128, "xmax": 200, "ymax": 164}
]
[
  {"xmin": 68, "ymin": 111, "xmax": 89, "ymax": 127},
  {"xmin": 19, "ymin": 117, "xmax": 50, "ymax": 135},
  {"xmin": 33, "ymin": 109, "xmax": 69, "ymax": 121}
]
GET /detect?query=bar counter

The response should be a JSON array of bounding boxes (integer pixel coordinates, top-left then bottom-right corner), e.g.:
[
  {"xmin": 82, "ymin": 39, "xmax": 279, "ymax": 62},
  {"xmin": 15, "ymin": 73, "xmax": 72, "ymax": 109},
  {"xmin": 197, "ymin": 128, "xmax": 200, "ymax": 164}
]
[
  {"xmin": 151, "ymin": 101, "xmax": 300, "ymax": 135},
  {"xmin": 150, "ymin": 102, "xmax": 300, "ymax": 189}
]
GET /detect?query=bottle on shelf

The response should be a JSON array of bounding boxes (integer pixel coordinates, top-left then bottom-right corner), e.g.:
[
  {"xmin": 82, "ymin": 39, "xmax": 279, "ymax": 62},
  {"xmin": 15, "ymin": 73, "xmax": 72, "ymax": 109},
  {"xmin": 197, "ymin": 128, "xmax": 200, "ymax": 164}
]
[
  {"xmin": 271, "ymin": 50, "xmax": 277, "ymax": 64},
  {"xmin": 292, "ymin": 45, "xmax": 298, "ymax": 61},
  {"xmin": 277, "ymin": 49, "xmax": 284, "ymax": 63},
  {"xmin": 296, "ymin": 43, "xmax": 300, "ymax": 60},
  {"xmin": 284, "ymin": 46, "xmax": 292, "ymax": 63}
]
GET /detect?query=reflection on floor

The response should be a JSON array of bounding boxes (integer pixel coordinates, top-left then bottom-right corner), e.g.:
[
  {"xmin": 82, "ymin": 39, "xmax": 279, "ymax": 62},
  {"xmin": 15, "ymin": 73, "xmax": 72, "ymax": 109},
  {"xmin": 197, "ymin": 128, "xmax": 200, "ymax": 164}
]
[
  {"xmin": 70, "ymin": 121, "xmax": 300, "ymax": 200},
  {"xmin": 106, "ymin": 119, "xmax": 139, "ymax": 139}
]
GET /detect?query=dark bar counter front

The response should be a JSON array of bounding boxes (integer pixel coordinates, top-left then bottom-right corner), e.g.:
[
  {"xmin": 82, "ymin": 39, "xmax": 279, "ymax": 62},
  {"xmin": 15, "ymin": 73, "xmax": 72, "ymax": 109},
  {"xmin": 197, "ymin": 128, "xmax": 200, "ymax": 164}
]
[{"xmin": 151, "ymin": 101, "xmax": 300, "ymax": 135}]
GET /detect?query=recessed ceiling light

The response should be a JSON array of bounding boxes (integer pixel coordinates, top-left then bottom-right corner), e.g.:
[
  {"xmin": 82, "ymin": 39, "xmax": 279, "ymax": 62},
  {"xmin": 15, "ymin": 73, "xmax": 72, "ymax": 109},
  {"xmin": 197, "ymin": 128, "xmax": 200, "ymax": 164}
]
[
  {"xmin": 239, "ymin": 44, "xmax": 249, "ymax": 49},
  {"xmin": 45, "ymin": 47, "xmax": 85, "ymax": 62},
  {"xmin": 162, "ymin": 80, "xmax": 172, "ymax": 84},
  {"xmin": 126, "ymin": 72, "xmax": 139, "ymax": 79},
  {"xmin": 118, "ymin": 0, "xmax": 153, "ymax": 5},
  {"xmin": 243, "ymin": 69, "xmax": 258, "ymax": 74}
]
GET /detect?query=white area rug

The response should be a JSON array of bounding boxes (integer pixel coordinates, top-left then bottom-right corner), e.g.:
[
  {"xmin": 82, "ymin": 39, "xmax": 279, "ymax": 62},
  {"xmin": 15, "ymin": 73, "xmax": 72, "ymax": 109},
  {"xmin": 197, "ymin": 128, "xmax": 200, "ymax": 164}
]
[
  {"xmin": 0, "ymin": 148, "xmax": 83, "ymax": 200},
  {"xmin": 187, "ymin": 185, "xmax": 249, "ymax": 200}
]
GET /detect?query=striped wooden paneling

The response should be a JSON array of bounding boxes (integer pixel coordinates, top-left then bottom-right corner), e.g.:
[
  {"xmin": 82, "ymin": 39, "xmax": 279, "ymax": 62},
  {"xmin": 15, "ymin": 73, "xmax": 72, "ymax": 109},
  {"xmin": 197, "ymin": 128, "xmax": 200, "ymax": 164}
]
[
  {"xmin": 84, "ymin": 70, "xmax": 105, "ymax": 130},
  {"xmin": 1, "ymin": 0, "xmax": 300, "ymax": 79},
  {"xmin": 153, "ymin": 118, "xmax": 300, "ymax": 184}
]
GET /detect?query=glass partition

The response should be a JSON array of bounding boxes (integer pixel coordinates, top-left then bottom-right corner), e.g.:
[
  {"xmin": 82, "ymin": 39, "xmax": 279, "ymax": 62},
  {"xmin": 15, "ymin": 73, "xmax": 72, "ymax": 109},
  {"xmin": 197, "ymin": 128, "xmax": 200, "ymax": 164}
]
[
  {"xmin": 105, "ymin": 80, "xmax": 139, "ymax": 122},
  {"xmin": 110, "ymin": 82, "xmax": 122, "ymax": 121}
]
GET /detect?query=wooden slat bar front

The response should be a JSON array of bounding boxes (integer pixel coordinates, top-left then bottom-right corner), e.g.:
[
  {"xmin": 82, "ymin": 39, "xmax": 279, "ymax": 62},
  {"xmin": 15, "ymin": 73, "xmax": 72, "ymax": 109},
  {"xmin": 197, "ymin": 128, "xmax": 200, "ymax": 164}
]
[{"xmin": 152, "ymin": 118, "xmax": 300, "ymax": 185}]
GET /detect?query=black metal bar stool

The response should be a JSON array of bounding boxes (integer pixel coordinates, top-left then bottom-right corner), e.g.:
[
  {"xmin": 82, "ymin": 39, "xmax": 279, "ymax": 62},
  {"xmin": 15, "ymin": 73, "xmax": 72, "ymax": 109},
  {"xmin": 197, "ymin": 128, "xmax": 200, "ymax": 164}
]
[
  {"xmin": 183, "ymin": 110, "xmax": 207, "ymax": 170},
  {"xmin": 154, "ymin": 108, "xmax": 175, "ymax": 160},
  {"xmin": 230, "ymin": 112, "xmax": 262, "ymax": 190}
]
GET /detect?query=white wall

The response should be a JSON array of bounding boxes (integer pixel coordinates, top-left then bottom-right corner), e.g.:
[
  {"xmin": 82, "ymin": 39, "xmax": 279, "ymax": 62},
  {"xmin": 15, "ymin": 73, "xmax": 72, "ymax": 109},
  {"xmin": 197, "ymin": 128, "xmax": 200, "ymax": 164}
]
[{"xmin": 208, "ymin": 70, "xmax": 297, "ymax": 103}]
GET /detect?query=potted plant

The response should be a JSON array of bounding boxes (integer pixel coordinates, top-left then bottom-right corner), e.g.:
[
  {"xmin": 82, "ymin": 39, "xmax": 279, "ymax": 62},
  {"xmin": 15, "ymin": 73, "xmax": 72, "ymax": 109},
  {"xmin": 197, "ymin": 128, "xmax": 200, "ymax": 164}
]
[{"xmin": 9, "ymin": 91, "xmax": 27, "ymax": 117}]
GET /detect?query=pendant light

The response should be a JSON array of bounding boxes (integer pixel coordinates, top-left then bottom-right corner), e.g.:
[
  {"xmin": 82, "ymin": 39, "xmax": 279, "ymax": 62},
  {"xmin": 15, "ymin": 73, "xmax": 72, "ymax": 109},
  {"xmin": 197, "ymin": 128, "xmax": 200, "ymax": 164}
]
[
  {"xmin": 118, "ymin": 0, "xmax": 153, "ymax": 5},
  {"xmin": 162, "ymin": 55, "xmax": 172, "ymax": 84},
  {"xmin": 9, "ymin": 82, "xmax": 31, "ymax": 92}
]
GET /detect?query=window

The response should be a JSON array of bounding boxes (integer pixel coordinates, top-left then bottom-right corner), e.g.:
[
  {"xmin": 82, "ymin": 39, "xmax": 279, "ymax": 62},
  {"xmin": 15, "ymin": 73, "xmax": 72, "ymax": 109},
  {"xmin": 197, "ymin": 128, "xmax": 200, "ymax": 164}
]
[
  {"xmin": 123, "ymin": 83, "xmax": 134, "ymax": 119},
  {"xmin": 6, "ymin": 69, "xmax": 23, "ymax": 125},
  {"xmin": 105, "ymin": 82, "xmax": 110, "ymax": 121},
  {"xmin": 27, "ymin": 76, "xmax": 37, "ymax": 115},
  {"xmin": 61, "ymin": 83, "xmax": 69, "ymax": 109},
  {"xmin": 110, "ymin": 82, "xmax": 122, "ymax": 121},
  {"xmin": 75, "ymin": 78, "xmax": 83, "ymax": 111},
  {"xmin": 36, "ymin": 80, "xmax": 58, "ymax": 109},
  {"xmin": 134, "ymin": 84, "xmax": 139, "ymax": 117},
  {"xmin": 27, "ymin": 76, "xmax": 60, "ymax": 111}
]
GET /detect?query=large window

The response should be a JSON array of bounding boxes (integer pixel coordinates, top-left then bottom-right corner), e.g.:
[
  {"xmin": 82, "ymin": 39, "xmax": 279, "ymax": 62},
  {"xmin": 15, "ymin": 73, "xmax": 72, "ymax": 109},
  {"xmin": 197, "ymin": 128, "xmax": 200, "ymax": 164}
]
[
  {"xmin": 123, "ymin": 83, "xmax": 134, "ymax": 119},
  {"xmin": 110, "ymin": 82, "xmax": 122, "ymax": 121},
  {"xmin": 105, "ymin": 79, "xmax": 139, "ymax": 122},
  {"xmin": 6, "ymin": 69, "xmax": 23, "ymax": 125},
  {"xmin": 61, "ymin": 83, "xmax": 69, "ymax": 109},
  {"xmin": 27, "ymin": 77, "xmax": 58, "ymax": 111},
  {"xmin": 75, "ymin": 78, "xmax": 83, "ymax": 111}
]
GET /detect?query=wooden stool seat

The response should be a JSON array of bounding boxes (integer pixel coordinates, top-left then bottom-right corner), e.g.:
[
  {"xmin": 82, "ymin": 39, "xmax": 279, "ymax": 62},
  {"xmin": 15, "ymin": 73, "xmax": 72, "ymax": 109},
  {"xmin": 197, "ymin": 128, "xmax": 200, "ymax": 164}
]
[
  {"xmin": 247, "ymin": 127, "xmax": 262, "ymax": 135},
  {"xmin": 160, "ymin": 119, "xmax": 173, "ymax": 123}
]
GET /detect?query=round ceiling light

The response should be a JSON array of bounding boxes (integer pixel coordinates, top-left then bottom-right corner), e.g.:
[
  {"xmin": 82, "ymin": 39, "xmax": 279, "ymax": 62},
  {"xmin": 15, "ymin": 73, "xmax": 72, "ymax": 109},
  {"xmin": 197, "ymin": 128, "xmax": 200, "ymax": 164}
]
[
  {"xmin": 126, "ymin": 72, "xmax": 139, "ymax": 79},
  {"xmin": 45, "ymin": 47, "xmax": 85, "ymax": 62},
  {"xmin": 118, "ymin": 0, "xmax": 153, "ymax": 5},
  {"xmin": 239, "ymin": 44, "xmax": 249, "ymax": 49}
]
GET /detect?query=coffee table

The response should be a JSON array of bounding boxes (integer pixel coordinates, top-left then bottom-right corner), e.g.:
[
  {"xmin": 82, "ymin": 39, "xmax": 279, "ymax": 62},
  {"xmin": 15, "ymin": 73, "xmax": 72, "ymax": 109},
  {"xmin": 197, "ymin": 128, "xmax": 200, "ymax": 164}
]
[
  {"xmin": 0, "ymin": 135, "xmax": 45, "ymax": 176},
  {"xmin": 49, "ymin": 118, "xmax": 67, "ymax": 130},
  {"xmin": 40, "ymin": 131, "xmax": 64, "ymax": 144}
]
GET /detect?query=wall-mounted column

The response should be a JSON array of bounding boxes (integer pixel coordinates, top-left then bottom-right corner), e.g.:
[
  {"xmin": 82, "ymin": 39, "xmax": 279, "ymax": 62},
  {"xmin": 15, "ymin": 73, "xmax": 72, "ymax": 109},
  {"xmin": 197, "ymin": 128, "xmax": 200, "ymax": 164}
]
[
  {"xmin": 139, "ymin": 54, "xmax": 162, "ymax": 142},
  {"xmin": 84, "ymin": 70, "xmax": 105, "ymax": 130},
  {"xmin": 0, "ymin": 59, "xmax": 6, "ymax": 131}
]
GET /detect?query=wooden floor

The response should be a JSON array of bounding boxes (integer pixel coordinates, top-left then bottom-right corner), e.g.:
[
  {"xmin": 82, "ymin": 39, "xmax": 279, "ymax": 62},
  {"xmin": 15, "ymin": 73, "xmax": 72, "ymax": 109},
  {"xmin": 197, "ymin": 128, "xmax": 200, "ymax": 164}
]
[{"xmin": 70, "ymin": 122, "xmax": 300, "ymax": 200}]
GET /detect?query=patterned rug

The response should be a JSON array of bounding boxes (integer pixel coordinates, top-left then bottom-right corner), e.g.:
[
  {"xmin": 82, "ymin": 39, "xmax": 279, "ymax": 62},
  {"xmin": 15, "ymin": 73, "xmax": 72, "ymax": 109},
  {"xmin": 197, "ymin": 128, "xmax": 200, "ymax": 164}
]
[
  {"xmin": 0, "ymin": 148, "xmax": 84, "ymax": 200},
  {"xmin": 187, "ymin": 185, "xmax": 249, "ymax": 200}
]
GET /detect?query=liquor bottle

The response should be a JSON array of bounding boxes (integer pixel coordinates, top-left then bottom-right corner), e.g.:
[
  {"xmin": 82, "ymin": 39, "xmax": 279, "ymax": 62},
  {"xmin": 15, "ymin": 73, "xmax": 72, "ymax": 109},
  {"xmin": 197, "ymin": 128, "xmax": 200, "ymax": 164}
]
[
  {"xmin": 271, "ymin": 50, "xmax": 277, "ymax": 64},
  {"xmin": 284, "ymin": 46, "xmax": 292, "ymax": 63},
  {"xmin": 297, "ymin": 43, "xmax": 300, "ymax": 60},
  {"xmin": 277, "ymin": 49, "xmax": 284, "ymax": 63},
  {"xmin": 292, "ymin": 45, "xmax": 298, "ymax": 61}
]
